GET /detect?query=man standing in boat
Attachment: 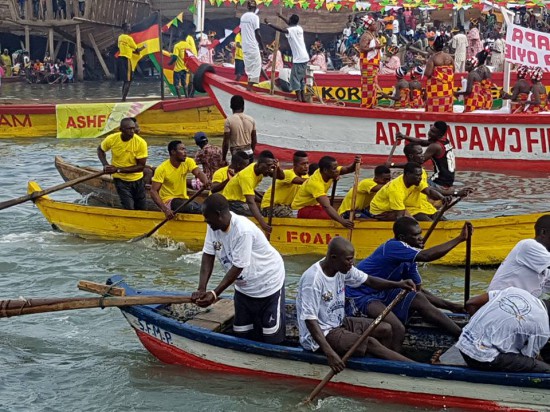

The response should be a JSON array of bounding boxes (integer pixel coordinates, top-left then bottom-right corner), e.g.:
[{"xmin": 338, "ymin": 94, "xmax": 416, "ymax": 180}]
[
  {"xmin": 424, "ymin": 36, "xmax": 454, "ymax": 113},
  {"xmin": 150, "ymin": 140, "xmax": 210, "ymax": 217},
  {"xmin": 297, "ymin": 236, "xmax": 415, "ymax": 371},
  {"xmin": 240, "ymin": 0, "xmax": 266, "ymax": 91},
  {"xmin": 223, "ymin": 95, "xmax": 256, "ymax": 164},
  {"xmin": 193, "ymin": 193, "xmax": 286, "ymax": 344},
  {"xmin": 264, "ymin": 13, "xmax": 309, "ymax": 102},
  {"xmin": 359, "ymin": 15, "xmax": 382, "ymax": 109},
  {"xmin": 117, "ymin": 23, "xmax": 145, "ymax": 102},
  {"xmin": 193, "ymin": 131, "xmax": 224, "ymax": 182},
  {"xmin": 169, "ymin": 32, "xmax": 193, "ymax": 99},
  {"xmin": 97, "ymin": 118, "xmax": 148, "ymax": 210},
  {"xmin": 345, "ymin": 217, "xmax": 470, "ymax": 352},
  {"xmin": 397, "ymin": 121, "xmax": 456, "ymax": 190}
]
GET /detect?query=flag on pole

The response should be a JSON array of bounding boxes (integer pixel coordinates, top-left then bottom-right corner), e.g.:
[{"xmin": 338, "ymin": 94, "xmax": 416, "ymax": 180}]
[{"xmin": 116, "ymin": 12, "xmax": 161, "ymax": 70}]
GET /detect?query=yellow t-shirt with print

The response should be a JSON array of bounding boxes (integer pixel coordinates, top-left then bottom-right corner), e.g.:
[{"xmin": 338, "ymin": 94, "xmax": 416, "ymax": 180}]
[
  {"xmin": 235, "ymin": 33, "xmax": 244, "ymax": 61},
  {"xmin": 223, "ymin": 163, "xmax": 263, "ymax": 202},
  {"xmin": 369, "ymin": 174, "xmax": 429, "ymax": 216},
  {"xmin": 291, "ymin": 167, "xmax": 341, "ymax": 210},
  {"xmin": 118, "ymin": 34, "xmax": 138, "ymax": 59},
  {"xmin": 173, "ymin": 40, "xmax": 192, "ymax": 72},
  {"xmin": 261, "ymin": 169, "xmax": 308, "ymax": 209},
  {"xmin": 152, "ymin": 158, "xmax": 198, "ymax": 203},
  {"xmin": 405, "ymin": 169, "xmax": 437, "ymax": 216},
  {"xmin": 338, "ymin": 178, "xmax": 378, "ymax": 215},
  {"xmin": 100, "ymin": 132, "xmax": 148, "ymax": 182}
]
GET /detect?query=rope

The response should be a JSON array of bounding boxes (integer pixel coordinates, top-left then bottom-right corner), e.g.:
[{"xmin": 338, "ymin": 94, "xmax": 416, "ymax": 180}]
[{"xmin": 18, "ymin": 296, "xmax": 30, "ymax": 316}]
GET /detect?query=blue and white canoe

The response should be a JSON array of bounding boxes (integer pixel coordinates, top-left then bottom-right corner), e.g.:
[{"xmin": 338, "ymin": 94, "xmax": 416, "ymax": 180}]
[{"xmin": 111, "ymin": 276, "xmax": 550, "ymax": 412}]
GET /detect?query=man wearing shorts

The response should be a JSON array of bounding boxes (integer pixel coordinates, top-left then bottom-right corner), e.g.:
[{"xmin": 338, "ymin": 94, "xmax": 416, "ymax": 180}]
[
  {"xmin": 193, "ymin": 194, "xmax": 286, "ymax": 344},
  {"xmin": 264, "ymin": 14, "xmax": 309, "ymax": 102}
]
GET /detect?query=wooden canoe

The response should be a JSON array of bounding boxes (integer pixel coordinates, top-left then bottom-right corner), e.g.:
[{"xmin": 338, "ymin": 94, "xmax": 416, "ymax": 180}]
[
  {"xmin": 112, "ymin": 276, "xmax": 550, "ymax": 411},
  {"xmin": 29, "ymin": 181, "xmax": 549, "ymax": 266}
]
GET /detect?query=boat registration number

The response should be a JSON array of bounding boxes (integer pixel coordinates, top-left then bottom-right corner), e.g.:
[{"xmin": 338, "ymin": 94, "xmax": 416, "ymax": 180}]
[{"xmin": 137, "ymin": 319, "xmax": 173, "ymax": 345}]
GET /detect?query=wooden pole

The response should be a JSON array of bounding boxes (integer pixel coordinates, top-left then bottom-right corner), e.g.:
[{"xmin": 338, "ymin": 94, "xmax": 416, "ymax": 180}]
[
  {"xmin": 269, "ymin": 4, "xmax": 283, "ymax": 95},
  {"xmin": 157, "ymin": 10, "xmax": 164, "ymax": 100},
  {"xmin": 329, "ymin": 179, "xmax": 337, "ymax": 206},
  {"xmin": 75, "ymin": 23, "xmax": 84, "ymax": 81},
  {"xmin": 347, "ymin": 162, "xmax": 361, "ymax": 241},
  {"xmin": 24, "ymin": 26, "xmax": 30, "ymax": 55},
  {"xmin": 88, "ymin": 32, "xmax": 112, "ymax": 78},
  {"xmin": 464, "ymin": 225, "xmax": 472, "ymax": 306},
  {"xmin": 423, "ymin": 197, "xmax": 462, "ymax": 244},
  {"xmin": 53, "ymin": 40, "xmax": 63, "ymax": 61},
  {"xmin": 48, "ymin": 28, "xmax": 55, "ymax": 59},
  {"xmin": 46, "ymin": 0, "xmax": 54, "ymax": 20}
]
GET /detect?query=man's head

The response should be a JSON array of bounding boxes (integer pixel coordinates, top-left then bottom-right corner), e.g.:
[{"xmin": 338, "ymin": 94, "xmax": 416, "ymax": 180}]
[
  {"xmin": 202, "ymin": 193, "xmax": 231, "ymax": 231},
  {"xmin": 428, "ymin": 121, "xmax": 447, "ymax": 141},
  {"xmin": 373, "ymin": 165, "xmax": 392, "ymax": 185},
  {"xmin": 119, "ymin": 118, "xmax": 136, "ymax": 140},
  {"xmin": 130, "ymin": 117, "xmax": 140, "ymax": 134},
  {"xmin": 256, "ymin": 150, "xmax": 276, "ymax": 176},
  {"xmin": 2, "ymin": 49, "xmax": 7, "ymax": 55},
  {"xmin": 535, "ymin": 215, "xmax": 550, "ymax": 250},
  {"xmin": 308, "ymin": 162, "xmax": 319, "ymax": 176},
  {"xmin": 393, "ymin": 216, "xmax": 424, "ymax": 249},
  {"xmin": 168, "ymin": 140, "xmax": 187, "ymax": 162},
  {"xmin": 194, "ymin": 131, "xmax": 208, "ymax": 149},
  {"xmin": 293, "ymin": 150, "xmax": 309, "ymax": 176},
  {"xmin": 122, "ymin": 23, "xmax": 131, "ymax": 33},
  {"xmin": 289, "ymin": 14, "xmax": 299, "ymax": 26},
  {"xmin": 325, "ymin": 236, "xmax": 355, "ymax": 274},
  {"xmin": 319, "ymin": 155, "xmax": 339, "ymax": 181},
  {"xmin": 403, "ymin": 162, "xmax": 423, "ymax": 187},
  {"xmin": 404, "ymin": 143, "xmax": 424, "ymax": 164},
  {"xmin": 433, "ymin": 36, "xmax": 445, "ymax": 52},
  {"xmin": 247, "ymin": 0, "xmax": 257, "ymax": 11},
  {"xmin": 230, "ymin": 94, "xmax": 245, "ymax": 113},
  {"xmin": 230, "ymin": 150, "xmax": 250, "ymax": 172}
]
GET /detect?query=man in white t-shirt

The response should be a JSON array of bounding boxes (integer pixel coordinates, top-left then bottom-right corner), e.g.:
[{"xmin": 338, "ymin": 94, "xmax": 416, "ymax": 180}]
[
  {"xmin": 488, "ymin": 215, "xmax": 550, "ymax": 301},
  {"xmin": 240, "ymin": 0, "xmax": 266, "ymax": 91},
  {"xmin": 264, "ymin": 13, "xmax": 310, "ymax": 102},
  {"xmin": 296, "ymin": 237, "xmax": 415, "ymax": 373},
  {"xmin": 193, "ymin": 193, "xmax": 286, "ymax": 344},
  {"xmin": 457, "ymin": 287, "xmax": 550, "ymax": 373}
]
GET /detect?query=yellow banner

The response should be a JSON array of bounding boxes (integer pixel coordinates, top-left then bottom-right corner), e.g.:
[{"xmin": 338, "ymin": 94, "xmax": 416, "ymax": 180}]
[{"xmin": 56, "ymin": 101, "xmax": 159, "ymax": 139}]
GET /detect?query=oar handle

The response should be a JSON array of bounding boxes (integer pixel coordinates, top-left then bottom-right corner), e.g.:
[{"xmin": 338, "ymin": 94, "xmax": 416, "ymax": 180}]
[
  {"xmin": 423, "ymin": 196, "xmax": 462, "ymax": 244},
  {"xmin": 464, "ymin": 227, "xmax": 472, "ymax": 306},
  {"xmin": 304, "ymin": 289, "xmax": 409, "ymax": 404},
  {"xmin": 0, "ymin": 170, "xmax": 106, "ymax": 211},
  {"xmin": 329, "ymin": 179, "xmax": 337, "ymax": 207},
  {"xmin": 129, "ymin": 187, "xmax": 206, "ymax": 242},
  {"xmin": 386, "ymin": 138, "xmax": 400, "ymax": 165},
  {"xmin": 266, "ymin": 168, "xmax": 278, "ymax": 241},
  {"xmin": 348, "ymin": 161, "xmax": 361, "ymax": 241}
]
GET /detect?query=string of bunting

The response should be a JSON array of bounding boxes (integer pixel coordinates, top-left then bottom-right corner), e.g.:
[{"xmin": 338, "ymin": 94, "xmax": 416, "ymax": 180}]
[{"xmin": 206, "ymin": 0, "xmax": 547, "ymax": 11}]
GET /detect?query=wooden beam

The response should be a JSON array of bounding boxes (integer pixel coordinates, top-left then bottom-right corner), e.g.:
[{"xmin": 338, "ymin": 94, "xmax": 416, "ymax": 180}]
[
  {"xmin": 46, "ymin": 0, "xmax": 53, "ymax": 20},
  {"xmin": 24, "ymin": 26, "xmax": 30, "ymax": 54},
  {"xmin": 75, "ymin": 23, "xmax": 84, "ymax": 81},
  {"xmin": 88, "ymin": 32, "xmax": 112, "ymax": 79},
  {"xmin": 73, "ymin": 16, "xmax": 120, "ymax": 28},
  {"xmin": 53, "ymin": 39, "xmax": 63, "ymax": 61},
  {"xmin": 48, "ymin": 28, "xmax": 54, "ymax": 59}
]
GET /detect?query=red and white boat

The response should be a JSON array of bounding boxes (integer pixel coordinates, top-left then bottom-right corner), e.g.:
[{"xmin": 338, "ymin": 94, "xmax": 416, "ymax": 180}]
[{"xmin": 189, "ymin": 57, "xmax": 550, "ymax": 173}]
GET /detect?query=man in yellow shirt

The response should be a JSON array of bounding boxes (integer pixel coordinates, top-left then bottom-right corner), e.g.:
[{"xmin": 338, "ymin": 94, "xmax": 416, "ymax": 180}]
[
  {"xmin": 234, "ymin": 32, "xmax": 245, "ymax": 81},
  {"xmin": 369, "ymin": 162, "xmax": 449, "ymax": 221},
  {"xmin": 211, "ymin": 151, "xmax": 250, "ymax": 194},
  {"xmin": 169, "ymin": 33, "xmax": 192, "ymax": 99},
  {"xmin": 291, "ymin": 155, "xmax": 360, "ymax": 228},
  {"xmin": 260, "ymin": 151, "xmax": 309, "ymax": 218},
  {"xmin": 97, "ymin": 118, "xmax": 148, "ymax": 210},
  {"xmin": 223, "ymin": 150, "xmax": 283, "ymax": 235},
  {"xmin": 150, "ymin": 140, "xmax": 210, "ymax": 218},
  {"xmin": 338, "ymin": 165, "xmax": 391, "ymax": 219},
  {"xmin": 117, "ymin": 23, "xmax": 145, "ymax": 102}
]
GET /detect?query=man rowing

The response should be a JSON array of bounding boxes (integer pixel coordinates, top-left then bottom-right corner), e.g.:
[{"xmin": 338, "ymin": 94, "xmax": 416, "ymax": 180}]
[
  {"xmin": 297, "ymin": 236, "xmax": 415, "ymax": 372},
  {"xmin": 193, "ymin": 194, "xmax": 286, "ymax": 344},
  {"xmin": 211, "ymin": 151, "xmax": 250, "ymax": 194},
  {"xmin": 345, "ymin": 217, "xmax": 470, "ymax": 352},
  {"xmin": 260, "ymin": 150, "xmax": 309, "ymax": 218},
  {"xmin": 291, "ymin": 155, "xmax": 360, "ymax": 228},
  {"xmin": 150, "ymin": 140, "xmax": 209, "ymax": 217}
]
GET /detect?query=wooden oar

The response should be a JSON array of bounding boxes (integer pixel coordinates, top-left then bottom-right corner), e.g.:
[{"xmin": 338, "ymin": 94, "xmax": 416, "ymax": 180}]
[
  {"xmin": 0, "ymin": 295, "xmax": 193, "ymax": 318},
  {"xmin": 304, "ymin": 289, "xmax": 409, "ymax": 404},
  {"xmin": 423, "ymin": 196, "xmax": 462, "ymax": 243},
  {"xmin": 0, "ymin": 170, "xmax": 106, "ymax": 211},
  {"xmin": 129, "ymin": 188, "xmax": 206, "ymax": 243},
  {"xmin": 464, "ymin": 224, "xmax": 472, "ymax": 306},
  {"xmin": 386, "ymin": 137, "xmax": 400, "ymax": 165},
  {"xmin": 347, "ymin": 161, "xmax": 361, "ymax": 241},
  {"xmin": 266, "ymin": 168, "xmax": 277, "ymax": 241},
  {"xmin": 329, "ymin": 179, "xmax": 337, "ymax": 206}
]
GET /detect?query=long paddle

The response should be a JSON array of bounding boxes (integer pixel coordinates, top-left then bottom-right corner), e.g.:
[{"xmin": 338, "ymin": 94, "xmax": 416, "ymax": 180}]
[
  {"xmin": 129, "ymin": 187, "xmax": 206, "ymax": 243},
  {"xmin": 347, "ymin": 161, "xmax": 361, "ymax": 241},
  {"xmin": 0, "ymin": 170, "xmax": 106, "ymax": 211},
  {"xmin": 266, "ymin": 167, "xmax": 277, "ymax": 241},
  {"xmin": 304, "ymin": 289, "xmax": 409, "ymax": 404},
  {"xmin": 329, "ymin": 179, "xmax": 337, "ymax": 206},
  {"xmin": 464, "ymin": 224, "xmax": 472, "ymax": 306},
  {"xmin": 0, "ymin": 295, "xmax": 193, "ymax": 318},
  {"xmin": 423, "ymin": 196, "xmax": 462, "ymax": 244},
  {"xmin": 386, "ymin": 138, "xmax": 400, "ymax": 165}
]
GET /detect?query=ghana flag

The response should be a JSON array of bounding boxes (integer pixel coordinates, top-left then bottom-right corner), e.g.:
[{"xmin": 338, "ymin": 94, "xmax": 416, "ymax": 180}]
[
  {"xmin": 126, "ymin": 12, "xmax": 161, "ymax": 70},
  {"xmin": 150, "ymin": 50, "xmax": 178, "ymax": 96}
]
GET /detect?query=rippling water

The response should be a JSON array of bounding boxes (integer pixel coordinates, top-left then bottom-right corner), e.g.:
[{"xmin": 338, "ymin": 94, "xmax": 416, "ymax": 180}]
[{"xmin": 1, "ymin": 83, "xmax": 549, "ymax": 411}]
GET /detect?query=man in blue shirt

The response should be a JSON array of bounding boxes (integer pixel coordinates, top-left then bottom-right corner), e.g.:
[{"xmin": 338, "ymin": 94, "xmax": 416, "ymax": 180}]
[{"xmin": 346, "ymin": 216, "xmax": 472, "ymax": 352}]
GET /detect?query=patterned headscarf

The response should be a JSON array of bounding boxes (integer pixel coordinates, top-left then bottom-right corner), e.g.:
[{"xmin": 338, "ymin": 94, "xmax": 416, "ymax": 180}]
[
  {"xmin": 530, "ymin": 67, "xmax": 544, "ymax": 82},
  {"xmin": 386, "ymin": 46, "xmax": 399, "ymax": 56},
  {"xmin": 396, "ymin": 66, "xmax": 407, "ymax": 78},
  {"xmin": 517, "ymin": 65, "xmax": 530, "ymax": 79},
  {"xmin": 467, "ymin": 56, "xmax": 479, "ymax": 68},
  {"xmin": 410, "ymin": 65, "xmax": 424, "ymax": 79},
  {"xmin": 362, "ymin": 15, "xmax": 375, "ymax": 27}
]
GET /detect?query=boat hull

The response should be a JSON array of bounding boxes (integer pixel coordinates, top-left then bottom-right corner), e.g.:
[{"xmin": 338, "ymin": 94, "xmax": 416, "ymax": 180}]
[
  {"xmin": 190, "ymin": 59, "xmax": 550, "ymax": 173},
  {"xmin": 29, "ymin": 181, "xmax": 548, "ymax": 266},
  {"xmin": 113, "ymin": 278, "xmax": 550, "ymax": 412}
]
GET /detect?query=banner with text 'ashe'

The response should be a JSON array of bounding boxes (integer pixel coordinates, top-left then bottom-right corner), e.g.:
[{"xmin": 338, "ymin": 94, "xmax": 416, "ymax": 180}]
[{"xmin": 56, "ymin": 101, "xmax": 158, "ymax": 139}]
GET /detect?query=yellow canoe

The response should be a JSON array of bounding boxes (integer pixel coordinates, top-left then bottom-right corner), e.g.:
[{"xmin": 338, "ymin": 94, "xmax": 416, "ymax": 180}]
[{"xmin": 28, "ymin": 181, "xmax": 547, "ymax": 266}]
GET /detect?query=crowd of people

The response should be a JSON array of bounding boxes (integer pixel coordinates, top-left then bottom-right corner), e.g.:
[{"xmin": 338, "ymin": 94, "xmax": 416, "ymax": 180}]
[
  {"xmin": 0, "ymin": 48, "xmax": 75, "ymax": 84},
  {"xmin": 96, "ymin": 103, "xmax": 550, "ymax": 374},
  {"xmin": 16, "ymin": 0, "xmax": 85, "ymax": 20}
]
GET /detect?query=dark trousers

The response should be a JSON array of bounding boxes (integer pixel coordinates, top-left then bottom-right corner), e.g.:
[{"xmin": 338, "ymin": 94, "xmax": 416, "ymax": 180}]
[
  {"xmin": 113, "ymin": 178, "xmax": 146, "ymax": 210},
  {"xmin": 170, "ymin": 198, "xmax": 201, "ymax": 214},
  {"xmin": 461, "ymin": 351, "xmax": 550, "ymax": 374}
]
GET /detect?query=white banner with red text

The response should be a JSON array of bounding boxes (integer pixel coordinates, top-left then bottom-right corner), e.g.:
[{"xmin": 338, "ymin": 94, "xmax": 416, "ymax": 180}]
[{"xmin": 505, "ymin": 23, "xmax": 550, "ymax": 70}]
